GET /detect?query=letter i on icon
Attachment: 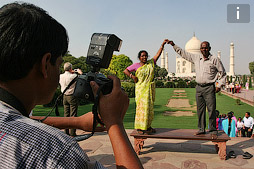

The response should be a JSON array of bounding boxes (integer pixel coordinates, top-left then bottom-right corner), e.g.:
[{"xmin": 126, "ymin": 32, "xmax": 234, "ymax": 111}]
[{"xmin": 237, "ymin": 7, "xmax": 240, "ymax": 20}]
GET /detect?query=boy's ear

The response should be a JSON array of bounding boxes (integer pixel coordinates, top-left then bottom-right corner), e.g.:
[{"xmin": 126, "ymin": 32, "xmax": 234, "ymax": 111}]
[{"xmin": 40, "ymin": 53, "xmax": 51, "ymax": 78}]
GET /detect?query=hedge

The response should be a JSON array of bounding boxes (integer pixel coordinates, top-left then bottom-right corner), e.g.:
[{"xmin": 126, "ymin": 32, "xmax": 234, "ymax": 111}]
[
  {"xmin": 155, "ymin": 80, "xmax": 197, "ymax": 88},
  {"xmin": 121, "ymin": 82, "xmax": 135, "ymax": 98}
]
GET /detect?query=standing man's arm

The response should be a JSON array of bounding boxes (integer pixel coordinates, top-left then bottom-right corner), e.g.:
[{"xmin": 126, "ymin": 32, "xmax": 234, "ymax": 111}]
[
  {"xmin": 215, "ymin": 58, "xmax": 227, "ymax": 93},
  {"xmin": 168, "ymin": 40, "xmax": 197, "ymax": 63}
]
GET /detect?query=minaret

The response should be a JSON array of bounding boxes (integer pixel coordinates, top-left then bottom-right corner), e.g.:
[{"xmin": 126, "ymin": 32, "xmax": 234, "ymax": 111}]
[
  {"xmin": 217, "ymin": 51, "xmax": 221, "ymax": 60},
  {"xmin": 229, "ymin": 43, "xmax": 235, "ymax": 76},
  {"xmin": 160, "ymin": 49, "xmax": 165, "ymax": 68},
  {"xmin": 165, "ymin": 52, "xmax": 168, "ymax": 72}
]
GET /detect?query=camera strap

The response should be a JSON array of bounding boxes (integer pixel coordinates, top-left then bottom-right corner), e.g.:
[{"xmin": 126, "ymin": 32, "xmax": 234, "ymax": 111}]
[
  {"xmin": 92, "ymin": 84, "xmax": 105, "ymax": 126},
  {"xmin": 39, "ymin": 75, "xmax": 78, "ymax": 123},
  {"xmin": 37, "ymin": 74, "xmax": 105, "ymax": 142},
  {"xmin": 74, "ymin": 84, "xmax": 105, "ymax": 142}
]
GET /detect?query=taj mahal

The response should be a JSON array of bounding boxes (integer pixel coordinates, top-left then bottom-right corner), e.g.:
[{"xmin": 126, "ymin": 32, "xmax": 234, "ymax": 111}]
[{"xmin": 160, "ymin": 34, "xmax": 235, "ymax": 77}]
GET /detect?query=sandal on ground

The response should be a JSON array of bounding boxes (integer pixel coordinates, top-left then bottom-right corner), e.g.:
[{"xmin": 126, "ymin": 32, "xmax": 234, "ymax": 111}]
[
  {"xmin": 243, "ymin": 152, "xmax": 253, "ymax": 159},
  {"xmin": 228, "ymin": 151, "xmax": 236, "ymax": 158}
]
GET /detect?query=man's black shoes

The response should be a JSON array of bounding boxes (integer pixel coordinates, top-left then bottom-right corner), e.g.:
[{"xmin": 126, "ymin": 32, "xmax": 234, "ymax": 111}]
[{"xmin": 194, "ymin": 130, "xmax": 206, "ymax": 135}]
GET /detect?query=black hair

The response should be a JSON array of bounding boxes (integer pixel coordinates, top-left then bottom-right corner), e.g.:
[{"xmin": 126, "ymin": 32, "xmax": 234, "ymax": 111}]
[
  {"xmin": 0, "ymin": 2, "xmax": 68, "ymax": 82},
  {"xmin": 227, "ymin": 112, "xmax": 233, "ymax": 135},
  {"xmin": 246, "ymin": 112, "xmax": 250, "ymax": 116},
  {"xmin": 229, "ymin": 111, "xmax": 234, "ymax": 115},
  {"xmin": 228, "ymin": 112, "xmax": 233, "ymax": 118},
  {"xmin": 137, "ymin": 50, "xmax": 148, "ymax": 59}
]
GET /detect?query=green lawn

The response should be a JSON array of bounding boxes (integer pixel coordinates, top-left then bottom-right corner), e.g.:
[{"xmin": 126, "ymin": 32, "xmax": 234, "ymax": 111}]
[{"xmin": 33, "ymin": 88, "xmax": 254, "ymax": 129}]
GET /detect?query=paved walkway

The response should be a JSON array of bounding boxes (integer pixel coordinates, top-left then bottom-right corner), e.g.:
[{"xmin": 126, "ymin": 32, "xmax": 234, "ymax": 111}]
[
  {"xmin": 221, "ymin": 89, "xmax": 254, "ymax": 106},
  {"xmin": 76, "ymin": 129, "xmax": 254, "ymax": 169}
]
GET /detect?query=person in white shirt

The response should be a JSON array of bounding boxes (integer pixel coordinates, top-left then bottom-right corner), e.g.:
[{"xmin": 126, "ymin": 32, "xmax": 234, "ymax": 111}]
[
  {"xmin": 59, "ymin": 62, "xmax": 82, "ymax": 136},
  {"xmin": 241, "ymin": 112, "xmax": 253, "ymax": 137}
]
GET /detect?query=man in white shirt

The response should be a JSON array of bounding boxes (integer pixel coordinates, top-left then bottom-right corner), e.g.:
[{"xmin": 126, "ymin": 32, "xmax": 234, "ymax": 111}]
[
  {"xmin": 242, "ymin": 112, "xmax": 253, "ymax": 137},
  {"xmin": 59, "ymin": 62, "xmax": 82, "ymax": 136}
]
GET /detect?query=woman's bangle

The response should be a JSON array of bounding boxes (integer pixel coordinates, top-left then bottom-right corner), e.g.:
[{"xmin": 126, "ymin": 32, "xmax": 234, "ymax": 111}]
[{"xmin": 130, "ymin": 74, "xmax": 133, "ymax": 78}]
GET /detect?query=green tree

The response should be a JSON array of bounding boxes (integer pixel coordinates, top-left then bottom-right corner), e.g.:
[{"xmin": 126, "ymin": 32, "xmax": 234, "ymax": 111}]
[
  {"xmin": 249, "ymin": 77, "xmax": 252, "ymax": 89},
  {"xmin": 154, "ymin": 65, "xmax": 161, "ymax": 78},
  {"xmin": 235, "ymin": 75, "xmax": 238, "ymax": 82},
  {"xmin": 172, "ymin": 72, "xmax": 175, "ymax": 77},
  {"xmin": 75, "ymin": 56, "xmax": 91, "ymax": 73},
  {"xmin": 158, "ymin": 68, "xmax": 168, "ymax": 79},
  {"xmin": 243, "ymin": 75, "xmax": 247, "ymax": 87},
  {"xmin": 226, "ymin": 76, "xmax": 229, "ymax": 83},
  {"xmin": 249, "ymin": 61, "xmax": 254, "ymax": 75},
  {"xmin": 105, "ymin": 54, "xmax": 133, "ymax": 80},
  {"xmin": 62, "ymin": 52, "xmax": 90, "ymax": 73}
]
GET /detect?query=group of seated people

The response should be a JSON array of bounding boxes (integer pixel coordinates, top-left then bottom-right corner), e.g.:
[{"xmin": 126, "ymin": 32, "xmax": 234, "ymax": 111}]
[{"xmin": 216, "ymin": 111, "xmax": 253, "ymax": 138}]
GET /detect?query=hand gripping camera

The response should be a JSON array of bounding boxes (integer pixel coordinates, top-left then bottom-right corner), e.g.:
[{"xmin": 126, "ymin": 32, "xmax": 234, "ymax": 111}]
[{"xmin": 73, "ymin": 33, "xmax": 122, "ymax": 102}]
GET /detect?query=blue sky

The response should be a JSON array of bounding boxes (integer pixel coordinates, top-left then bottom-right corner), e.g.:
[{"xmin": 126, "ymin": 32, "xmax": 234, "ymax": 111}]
[{"xmin": 0, "ymin": 0, "xmax": 253, "ymax": 74}]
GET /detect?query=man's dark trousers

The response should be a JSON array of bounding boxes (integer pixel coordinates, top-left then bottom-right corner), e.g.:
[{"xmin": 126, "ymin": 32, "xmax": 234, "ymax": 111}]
[
  {"xmin": 241, "ymin": 127, "xmax": 253, "ymax": 137},
  {"xmin": 196, "ymin": 84, "xmax": 216, "ymax": 133},
  {"xmin": 63, "ymin": 94, "xmax": 79, "ymax": 136}
]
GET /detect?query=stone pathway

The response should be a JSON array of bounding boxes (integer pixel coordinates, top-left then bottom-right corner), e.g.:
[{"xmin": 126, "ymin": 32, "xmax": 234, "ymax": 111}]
[
  {"xmin": 221, "ymin": 89, "xmax": 254, "ymax": 106},
  {"xmin": 166, "ymin": 90, "xmax": 196, "ymax": 116},
  {"xmin": 167, "ymin": 90, "xmax": 192, "ymax": 108},
  {"xmin": 172, "ymin": 95, "xmax": 187, "ymax": 98},
  {"xmin": 164, "ymin": 111, "xmax": 195, "ymax": 116},
  {"xmin": 174, "ymin": 90, "xmax": 186, "ymax": 93},
  {"xmin": 76, "ymin": 129, "xmax": 254, "ymax": 169},
  {"xmin": 167, "ymin": 99, "xmax": 191, "ymax": 108}
]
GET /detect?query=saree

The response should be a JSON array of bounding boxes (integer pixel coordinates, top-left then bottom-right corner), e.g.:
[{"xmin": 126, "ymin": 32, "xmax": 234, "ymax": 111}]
[
  {"xmin": 222, "ymin": 119, "xmax": 236, "ymax": 137},
  {"xmin": 134, "ymin": 59, "xmax": 155, "ymax": 130}
]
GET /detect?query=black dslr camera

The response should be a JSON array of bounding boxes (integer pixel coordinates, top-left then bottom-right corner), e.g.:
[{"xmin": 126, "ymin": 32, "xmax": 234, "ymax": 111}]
[{"xmin": 73, "ymin": 33, "xmax": 122, "ymax": 102}]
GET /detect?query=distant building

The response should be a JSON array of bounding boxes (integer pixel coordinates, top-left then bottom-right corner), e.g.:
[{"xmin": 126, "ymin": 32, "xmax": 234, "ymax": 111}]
[
  {"xmin": 227, "ymin": 42, "xmax": 235, "ymax": 77},
  {"xmin": 160, "ymin": 34, "xmax": 236, "ymax": 78},
  {"xmin": 175, "ymin": 34, "xmax": 200, "ymax": 77}
]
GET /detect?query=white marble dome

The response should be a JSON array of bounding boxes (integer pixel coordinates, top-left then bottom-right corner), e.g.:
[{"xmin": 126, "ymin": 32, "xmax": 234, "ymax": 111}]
[{"xmin": 185, "ymin": 35, "xmax": 201, "ymax": 54}]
